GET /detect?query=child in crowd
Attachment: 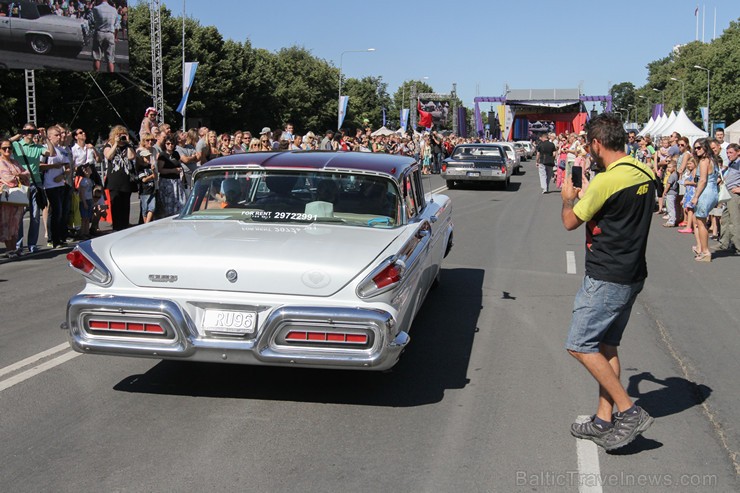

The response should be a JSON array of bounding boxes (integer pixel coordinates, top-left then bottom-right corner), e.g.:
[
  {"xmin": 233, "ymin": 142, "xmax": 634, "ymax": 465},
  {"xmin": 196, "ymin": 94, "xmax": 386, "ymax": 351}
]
[
  {"xmin": 679, "ymin": 158, "xmax": 697, "ymax": 234},
  {"xmin": 76, "ymin": 164, "xmax": 94, "ymax": 239},
  {"xmin": 90, "ymin": 185, "xmax": 108, "ymax": 236},
  {"xmin": 662, "ymin": 162, "xmax": 679, "ymax": 227}
]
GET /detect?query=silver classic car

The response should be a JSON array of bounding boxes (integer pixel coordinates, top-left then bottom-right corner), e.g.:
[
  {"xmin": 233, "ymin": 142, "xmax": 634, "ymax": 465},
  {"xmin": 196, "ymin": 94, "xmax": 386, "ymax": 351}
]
[
  {"xmin": 64, "ymin": 152, "xmax": 454, "ymax": 371},
  {"xmin": 441, "ymin": 143, "xmax": 515, "ymax": 189},
  {"xmin": 0, "ymin": 0, "xmax": 86, "ymax": 55}
]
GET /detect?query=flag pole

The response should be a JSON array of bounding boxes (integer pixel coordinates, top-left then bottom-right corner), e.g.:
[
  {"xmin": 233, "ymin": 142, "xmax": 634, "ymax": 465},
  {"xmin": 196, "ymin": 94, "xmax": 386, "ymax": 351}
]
[{"xmin": 182, "ymin": 0, "xmax": 186, "ymax": 132}]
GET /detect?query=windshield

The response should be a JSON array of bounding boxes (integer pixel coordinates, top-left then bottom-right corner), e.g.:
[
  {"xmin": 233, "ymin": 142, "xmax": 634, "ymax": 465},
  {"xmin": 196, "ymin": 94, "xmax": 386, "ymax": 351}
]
[
  {"xmin": 181, "ymin": 169, "xmax": 401, "ymax": 228},
  {"xmin": 451, "ymin": 146, "xmax": 504, "ymax": 160}
]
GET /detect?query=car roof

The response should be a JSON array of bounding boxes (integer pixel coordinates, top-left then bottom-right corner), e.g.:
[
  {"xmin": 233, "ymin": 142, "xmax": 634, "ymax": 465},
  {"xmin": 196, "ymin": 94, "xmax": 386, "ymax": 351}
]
[
  {"xmin": 455, "ymin": 143, "xmax": 504, "ymax": 148},
  {"xmin": 200, "ymin": 151, "xmax": 415, "ymax": 181}
]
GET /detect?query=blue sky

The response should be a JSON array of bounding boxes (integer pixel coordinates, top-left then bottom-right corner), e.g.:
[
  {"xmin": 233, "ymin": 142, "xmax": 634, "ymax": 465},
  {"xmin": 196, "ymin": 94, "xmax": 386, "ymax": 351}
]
[{"xmin": 157, "ymin": 1, "xmax": 738, "ymax": 108}]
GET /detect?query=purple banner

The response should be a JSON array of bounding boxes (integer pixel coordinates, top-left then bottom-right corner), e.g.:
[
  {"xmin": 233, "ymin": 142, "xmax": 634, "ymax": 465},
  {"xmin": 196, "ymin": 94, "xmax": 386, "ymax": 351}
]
[{"xmin": 652, "ymin": 104, "xmax": 664, "ymax": 119}]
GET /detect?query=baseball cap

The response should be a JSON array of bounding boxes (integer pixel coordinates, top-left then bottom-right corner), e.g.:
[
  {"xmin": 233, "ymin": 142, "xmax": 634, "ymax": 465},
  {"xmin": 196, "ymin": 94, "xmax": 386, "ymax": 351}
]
[
  {"xmin": 260, "ymin": 127, "xmax": 271, "ymax": 135},
  {"xmin": 145, "ymin": 107, "xmax": 158, "ymax": 116}
]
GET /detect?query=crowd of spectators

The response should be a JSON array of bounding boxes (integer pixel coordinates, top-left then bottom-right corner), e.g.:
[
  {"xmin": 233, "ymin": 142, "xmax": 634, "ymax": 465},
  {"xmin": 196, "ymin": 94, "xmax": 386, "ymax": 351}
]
[
  {"xmin": 2, "ymin": 109, "xmax": 738, "ymax": 262},
  {"xmin": 624, "ymin": 128, "xmax": 738, "ymax": 262}
]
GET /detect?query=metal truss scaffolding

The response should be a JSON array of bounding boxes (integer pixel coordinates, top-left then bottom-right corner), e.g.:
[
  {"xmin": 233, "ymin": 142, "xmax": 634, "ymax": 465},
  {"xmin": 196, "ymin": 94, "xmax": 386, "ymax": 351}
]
[
  {"xmin": 25, "ymin": 70, "xmax": 37, "ymax": 125},
  {"xmin": 150, "ymin": 0, "xmax": 164, "ymax": 124}
]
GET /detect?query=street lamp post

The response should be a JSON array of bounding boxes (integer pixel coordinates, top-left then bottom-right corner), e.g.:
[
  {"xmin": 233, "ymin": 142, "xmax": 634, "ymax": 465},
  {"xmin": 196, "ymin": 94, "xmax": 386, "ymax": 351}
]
[
  {"xmin": 670, "ymin": 77, "xmax": 685, "ymax": 108},
  {"xmin": 652, "ymin": 88, "xmax": 665, "ymax": 106},
  {"xmin": 627, "ymin": 104, "xmax": 634, "ymax": 123},
  {"xmin": 638, "ymin": 95, "xmax": 650, "ymax": 122},
  {"xmin": 338, "ymin": 48, "xmax": 375, "ymax": 130},
  {"xmin": 694, "ymin": 65, "xmax": 710, "ymax": 131}
]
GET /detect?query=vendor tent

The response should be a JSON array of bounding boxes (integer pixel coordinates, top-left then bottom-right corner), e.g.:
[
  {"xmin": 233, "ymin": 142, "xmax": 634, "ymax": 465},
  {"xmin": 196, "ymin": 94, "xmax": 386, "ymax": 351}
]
[
  {"xmin": 371, "ymin": 126, "xmax": 395, "ymax": 137},
  {"xmin": 665, "ymin": 109, "xmax": 707, "ymax": 143},
  {"xmin": 725, "ymin": 118, "xmax": 740, "ymax": 145},
  {"xmin": 652, "ymin": 111, "xmax": 676, "ymax": 137},
  {"xmin": 637, "ymin": 116, "xmax": 655, "ymax": 137}
]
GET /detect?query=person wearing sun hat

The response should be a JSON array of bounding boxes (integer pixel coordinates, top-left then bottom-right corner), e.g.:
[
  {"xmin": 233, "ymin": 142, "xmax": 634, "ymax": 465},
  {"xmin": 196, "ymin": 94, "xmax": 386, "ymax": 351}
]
[{"xmin": 139, "ymin": 107, "xmax": 159, "ymax": 142}]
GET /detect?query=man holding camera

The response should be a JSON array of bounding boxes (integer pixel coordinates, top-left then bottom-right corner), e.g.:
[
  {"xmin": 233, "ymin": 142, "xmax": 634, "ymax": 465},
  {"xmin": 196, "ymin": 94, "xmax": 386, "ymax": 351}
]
[
  {"xmin": 561, "ymin": 113, "xmax": 656, "ymax": 450},
  {"xmin": 10, "ymin": 124, "xmax": 56, "ymax": 254}
]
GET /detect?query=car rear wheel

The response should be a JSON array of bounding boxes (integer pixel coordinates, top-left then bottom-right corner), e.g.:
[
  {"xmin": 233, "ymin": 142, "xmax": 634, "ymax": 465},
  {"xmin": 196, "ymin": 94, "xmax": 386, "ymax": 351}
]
[{"xmin": 29, "ymin": 35, "xmax": 53, "ymax": 55}]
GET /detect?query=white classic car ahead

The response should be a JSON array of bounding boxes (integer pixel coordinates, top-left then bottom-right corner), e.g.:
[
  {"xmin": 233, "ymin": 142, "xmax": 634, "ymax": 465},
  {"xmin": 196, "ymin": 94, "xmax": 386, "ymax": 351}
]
[{"xmin": 64, "ymin": 151, "xmax": 454, "ymax": 371}]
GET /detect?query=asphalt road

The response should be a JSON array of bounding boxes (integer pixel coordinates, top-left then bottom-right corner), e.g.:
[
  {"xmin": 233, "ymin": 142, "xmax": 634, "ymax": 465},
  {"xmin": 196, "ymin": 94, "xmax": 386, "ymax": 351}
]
[
  {"xmin": 0, "ymin": 40, "xmax": 130, "ymax": 72},
  {"xmin": 1, "ymin": 162, "xmax": 739, "ymax": 492}
]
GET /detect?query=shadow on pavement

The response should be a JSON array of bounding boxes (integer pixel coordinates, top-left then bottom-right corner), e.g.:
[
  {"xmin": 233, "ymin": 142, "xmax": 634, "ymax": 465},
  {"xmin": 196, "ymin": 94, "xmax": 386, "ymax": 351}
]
[
  {"xmin": 607, "ymin": 435, "xmax": 664, "ymax": 456},
  {"xmin": 627, "ymin": 371, "xmax": 712, "ymax": 419},
  {"xmin": 114, "ymin": 267, "xmax": 484, "ymax": 407}
]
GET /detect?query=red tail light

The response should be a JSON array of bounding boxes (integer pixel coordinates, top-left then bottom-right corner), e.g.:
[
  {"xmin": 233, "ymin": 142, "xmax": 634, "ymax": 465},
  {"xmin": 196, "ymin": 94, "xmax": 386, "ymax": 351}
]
[
  {"xmin": 87, "ymin": 319, "xmax": 165, "ymax": 335},
  {"xmin": 441, "ymin": 163, "xmax": 447, "ymax": 172},
  {"xmin": 66, "ymin": 246, "xmax": 111, "ymax": 285},
  {"xmin": 67, "ymin": 249, "xmax": 94, "ymax": 274},
  {"xmin": 372, "ymin": 263, "xmax": 402, "ymax": 289},
  {"xmin": 285, "ymin": 330, "xmax": 368, "ymax": 345},
  {"xmin": 501, "ymin": 166, "xmax": 507, "ymax": 174}
]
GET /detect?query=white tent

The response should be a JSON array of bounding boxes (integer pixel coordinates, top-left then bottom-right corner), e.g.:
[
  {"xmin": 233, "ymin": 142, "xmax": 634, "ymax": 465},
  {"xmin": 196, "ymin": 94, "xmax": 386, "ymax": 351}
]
[
  {"xmin": 666, "ymin": 109, "xmax": 707, "ymax": 143},
  {"xmin": 637, "ymin": 116, "xmax": 655, "ymax": 137},
  {"xmin": 645, "ymin": 113, "xmax": 667, "ymax": 138},
  {"xmin": 652, "ymin": 111, "xmax": 676, "ymax": 137},
  {"xmin": 725, "ymin": 118, "xmax": 740, "ymax": 145},
  {"xmin": 371, "ymin": 126, "xmax": 395, "ymax": 137}
]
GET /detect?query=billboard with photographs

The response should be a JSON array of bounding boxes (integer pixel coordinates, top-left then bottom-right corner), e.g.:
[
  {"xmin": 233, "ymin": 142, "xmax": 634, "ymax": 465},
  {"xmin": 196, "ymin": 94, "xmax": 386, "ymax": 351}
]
[{"xmin": 0, "ymin": 0, "xmax": 129, "ymax": 73}]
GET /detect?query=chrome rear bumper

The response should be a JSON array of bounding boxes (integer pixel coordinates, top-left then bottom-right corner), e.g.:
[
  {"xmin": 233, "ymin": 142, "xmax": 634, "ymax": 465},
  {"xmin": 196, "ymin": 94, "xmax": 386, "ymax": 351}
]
[{"xmin": 65, "ymin": 294, "xmax": 409, "ymax": 371}]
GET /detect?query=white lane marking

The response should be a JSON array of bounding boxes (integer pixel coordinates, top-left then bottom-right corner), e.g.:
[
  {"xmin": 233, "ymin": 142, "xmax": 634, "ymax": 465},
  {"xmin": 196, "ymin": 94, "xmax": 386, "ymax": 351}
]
[
  {"xmin": 575, "ymin": 415, "xmax": 604, "ymax": 493},
  {"xmin": 566, "ymin": 251, "xmax": 577, "ymax": 274},
  {"xmin": 431, "ymin": 185, "xmax": 448, "ymax": 194},
  {"xmin": 0, "ymin": 351, "xmax": 81, "ymax": 393},
  {"xmin": 0, "ymin": 343, "xmax": 70, "ymax": 379}
]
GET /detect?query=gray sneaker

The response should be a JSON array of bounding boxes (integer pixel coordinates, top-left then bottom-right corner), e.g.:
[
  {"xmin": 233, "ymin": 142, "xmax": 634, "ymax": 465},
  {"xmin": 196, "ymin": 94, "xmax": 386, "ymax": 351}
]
[
  {"xmin": 571, "ymin": 415, "xmax": 612, "ymax": 448},
  {"xmin": 604, "ymin": 406, "xmax": 653, "ymax": 451}
]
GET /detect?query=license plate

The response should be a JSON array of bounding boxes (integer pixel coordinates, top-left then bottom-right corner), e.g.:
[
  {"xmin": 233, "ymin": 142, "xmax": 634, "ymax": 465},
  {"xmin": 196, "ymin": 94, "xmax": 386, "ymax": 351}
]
[
  {"xmin": 203, "ymin": 309, "xmax": 256, "ymax": 334},
  {"xmin": 467, "ymin": 171, "xmax": 480, "ymax": 177}
]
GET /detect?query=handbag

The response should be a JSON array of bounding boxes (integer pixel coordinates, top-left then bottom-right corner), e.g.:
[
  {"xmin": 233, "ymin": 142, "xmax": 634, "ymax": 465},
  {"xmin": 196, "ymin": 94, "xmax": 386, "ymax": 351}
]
[
  {"xmin": 1, "ymin": 184, "xmax": 30, "ymax": 205},
  {"xmin": 718, "ymin": 168, "xmax": 732, "ymax": 204},
  {"xmin": 17, "ymin": 144, "xmax": 48, "ymax": 209}
]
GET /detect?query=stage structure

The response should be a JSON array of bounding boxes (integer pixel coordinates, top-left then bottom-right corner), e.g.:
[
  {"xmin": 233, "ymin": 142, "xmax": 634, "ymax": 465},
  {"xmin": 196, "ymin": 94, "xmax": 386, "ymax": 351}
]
[
  {"xmin": 473, "ymin": 88, "xmax": 612, "ymax": 140},
  {"xmin": 150, "ymin": 0, "xmax": 164, "ymax": 124}
]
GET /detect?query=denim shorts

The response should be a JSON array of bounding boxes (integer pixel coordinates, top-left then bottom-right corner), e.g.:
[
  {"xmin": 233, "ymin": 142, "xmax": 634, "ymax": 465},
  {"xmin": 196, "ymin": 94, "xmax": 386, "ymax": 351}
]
[
  {"xmin": 565, "ymin": 276, "xmax": 644, "ymax": 353},
  {"xmin": 140, "ymin": 194, "xmax": 156, "ymax": 215}
]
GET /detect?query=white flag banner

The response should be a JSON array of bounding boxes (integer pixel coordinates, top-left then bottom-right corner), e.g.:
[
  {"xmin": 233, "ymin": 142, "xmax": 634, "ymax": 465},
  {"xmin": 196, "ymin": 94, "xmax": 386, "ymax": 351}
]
[
  {"xmin": 177, "ymin": 62, "xmax": 199, "ymax": 115},
  {"xmin": 338, "ymin": 95, "xmax": 349, "ymax": 129}
]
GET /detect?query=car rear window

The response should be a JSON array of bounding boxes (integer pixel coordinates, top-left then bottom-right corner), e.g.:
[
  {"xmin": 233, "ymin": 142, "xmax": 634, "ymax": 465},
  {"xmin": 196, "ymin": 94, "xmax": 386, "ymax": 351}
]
[
  {"xmin": 181, "ymin": 169, "xmax": 401, "ymax": 228},
  {"xmin": 452, "ymin": 147, "xmax": 504, "ymax": 159}
]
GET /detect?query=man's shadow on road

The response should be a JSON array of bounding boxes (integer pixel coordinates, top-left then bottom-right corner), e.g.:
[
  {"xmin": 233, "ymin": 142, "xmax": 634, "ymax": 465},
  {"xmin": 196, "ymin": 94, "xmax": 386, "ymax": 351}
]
[{"xmin": 608, "ymin": 371, "xmax": 712, "ymax": 455}]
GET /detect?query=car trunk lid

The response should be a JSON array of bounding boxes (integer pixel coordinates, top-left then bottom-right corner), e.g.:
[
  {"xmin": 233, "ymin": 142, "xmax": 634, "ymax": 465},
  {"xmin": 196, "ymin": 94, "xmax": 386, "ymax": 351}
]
[{"xmin": 110, "ymin": 220, "xmax": 403, "ymax": 297}]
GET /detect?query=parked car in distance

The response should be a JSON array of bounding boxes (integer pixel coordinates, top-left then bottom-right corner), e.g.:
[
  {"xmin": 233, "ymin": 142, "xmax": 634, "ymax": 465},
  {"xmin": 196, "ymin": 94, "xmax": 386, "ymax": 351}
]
[
  {"xmin": 512, "ymin": 142, "xmax": 528, "ymax": 162},
  {"xmin": 517, "ymin": 141, "xmax": 535, "ymax": 159},
  {"xmin": 495, "ymin": 142, "xmax": 521, "ymax": 175},
  {"xmin": 442, "ymin": 143, "xmax": 514, "ymax": 189},
  {"xmin": 64, "ymin": 151, "xmax": 454, "ymax": 372},
  {"xmin": 0, "ymin": 0, "xmax": 86, "ymax": 56}
]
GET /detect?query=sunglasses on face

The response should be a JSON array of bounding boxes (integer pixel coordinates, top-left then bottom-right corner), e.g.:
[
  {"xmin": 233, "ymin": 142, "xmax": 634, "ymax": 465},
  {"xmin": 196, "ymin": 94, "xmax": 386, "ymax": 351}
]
[
  {"xmin": 694, "ymin": 147, "xmax": 702, "ymax": 150},
  {"xmin": 1, "ymin": 146, "xmax": 12, "ymax": 151}
]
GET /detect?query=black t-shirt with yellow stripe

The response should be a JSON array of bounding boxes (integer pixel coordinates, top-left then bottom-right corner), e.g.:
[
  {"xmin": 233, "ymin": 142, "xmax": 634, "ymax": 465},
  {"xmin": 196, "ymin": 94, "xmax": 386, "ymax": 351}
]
[{"xmin": 573, "ymin": 156, "xmax": 655, "ymax": 284}]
